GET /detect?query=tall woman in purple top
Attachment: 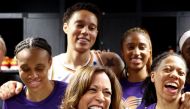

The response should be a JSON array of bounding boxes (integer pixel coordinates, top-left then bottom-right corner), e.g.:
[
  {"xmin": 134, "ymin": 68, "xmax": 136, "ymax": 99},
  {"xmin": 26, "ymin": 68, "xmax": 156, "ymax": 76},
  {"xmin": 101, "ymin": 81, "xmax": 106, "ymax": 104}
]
[
  {"xmin": 120, "ymin": 27, "xmax": 152, "ymax": 109},
  {"xmin": 143, "ymin": 51, "xmax": 187, "ymax": 109},
  {"xmin": 2, "ymin": 37, "xmax": 67, "ymax": 109}
]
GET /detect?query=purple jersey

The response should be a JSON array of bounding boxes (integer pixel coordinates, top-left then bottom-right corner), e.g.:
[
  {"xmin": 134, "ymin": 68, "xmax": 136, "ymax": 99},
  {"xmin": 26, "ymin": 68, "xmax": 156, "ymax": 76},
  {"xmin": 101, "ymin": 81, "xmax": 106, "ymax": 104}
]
[
  {"xmin": 121, "ymin": 78, "xmax": 144, "ymax": 109},
  {"xmin": 3, "ymin": 81, "xmax": 67, "ymax": 109}
]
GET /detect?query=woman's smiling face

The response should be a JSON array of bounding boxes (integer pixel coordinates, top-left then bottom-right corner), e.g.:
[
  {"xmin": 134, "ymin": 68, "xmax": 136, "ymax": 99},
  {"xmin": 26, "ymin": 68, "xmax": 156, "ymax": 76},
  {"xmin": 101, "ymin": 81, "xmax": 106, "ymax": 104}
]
[
  {"xmin": 78, "ymin": 72, "xmax": 112, "ymax": 109},
  {"xmin": 151, "ymin": 55, "xmax": 187, "ymax": 102}
]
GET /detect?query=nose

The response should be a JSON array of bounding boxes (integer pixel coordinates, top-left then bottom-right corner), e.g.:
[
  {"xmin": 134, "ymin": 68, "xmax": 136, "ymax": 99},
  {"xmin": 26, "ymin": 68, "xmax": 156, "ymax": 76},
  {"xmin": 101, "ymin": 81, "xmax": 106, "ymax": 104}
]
[
  {"xmin": 133, "ymin": 47, "xmax": 140, "ymax": 55},
  {"xmin": 169, "ymin": 70, "xmax": 179, "ymax": 79},
  {"xmin": 28, "ymin": 71, "xmax": 39, "ymax": 78},
  {"xmin": 95, "ymin": 92, "xmax": 105, "ymax": 103},
  {"xmin": 81, "ymin": 26, "xmax": 89, "ymax": 35}
]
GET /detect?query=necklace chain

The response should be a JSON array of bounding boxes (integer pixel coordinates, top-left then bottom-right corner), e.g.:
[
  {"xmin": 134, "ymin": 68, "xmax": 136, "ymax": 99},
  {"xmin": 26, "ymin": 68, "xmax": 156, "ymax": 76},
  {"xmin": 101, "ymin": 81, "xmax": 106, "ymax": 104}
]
[{"xmin": 62, "ymin": 53, "xmax": 92, "ymax": 71}]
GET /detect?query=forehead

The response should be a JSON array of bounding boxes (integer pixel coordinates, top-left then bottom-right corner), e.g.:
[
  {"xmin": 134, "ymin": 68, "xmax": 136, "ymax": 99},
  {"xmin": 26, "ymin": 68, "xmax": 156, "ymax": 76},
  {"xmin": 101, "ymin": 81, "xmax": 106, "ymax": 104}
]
[
  {"xmin": 69, "ymin": 10, "xmax": 98, "ymax": 24},
  {"xmin": 183, "ymin": 38, "xmax": 190, "ymax": 48},
  {"xmin": 91, "ymin": 72, "xmax": 111, "ymax": 87},
  {"xmin": 92, "ymin": 72, "xmax": 109, "ymax": 81},
  {"xmin": 158, "ymin": 55, "xmax": 186, "ymax": 70},
  {"xmin": 124, "ymin": 32, "xmax": 150, "ymax": 45},
  {"xmin": 16, "ymin": 48, "xmax": 49, "ymax": 60}
]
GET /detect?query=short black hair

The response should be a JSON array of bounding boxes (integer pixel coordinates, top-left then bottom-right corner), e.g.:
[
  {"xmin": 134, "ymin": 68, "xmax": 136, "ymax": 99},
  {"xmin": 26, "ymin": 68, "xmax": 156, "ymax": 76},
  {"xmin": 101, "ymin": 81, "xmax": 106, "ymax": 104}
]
[{"xmin": 63, "ymin": 2, "xmax": 101, "ymax": 28}]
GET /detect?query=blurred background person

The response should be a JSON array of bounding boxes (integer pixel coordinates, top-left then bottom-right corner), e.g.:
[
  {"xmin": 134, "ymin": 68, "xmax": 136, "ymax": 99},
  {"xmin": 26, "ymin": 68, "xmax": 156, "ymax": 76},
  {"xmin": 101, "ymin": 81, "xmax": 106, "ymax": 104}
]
[
  {"xmin": 0, "ymin": 35, "xmax": 7, "ymax": 70},
  {"xmin": 0, "ymin": 35, "xmax": 6, "ymax": 109},
  {"xmin": 179, "ymin": 30, "xmax": 190, "ymax": 91}
]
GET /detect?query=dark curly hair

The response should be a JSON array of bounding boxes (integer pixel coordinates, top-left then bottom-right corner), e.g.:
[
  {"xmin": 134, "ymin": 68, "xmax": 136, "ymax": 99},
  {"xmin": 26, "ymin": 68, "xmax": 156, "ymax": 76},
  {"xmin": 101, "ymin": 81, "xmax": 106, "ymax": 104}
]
[{"xmin": 63, "ymin": 2, "xmax": 101, "ymax": 30}]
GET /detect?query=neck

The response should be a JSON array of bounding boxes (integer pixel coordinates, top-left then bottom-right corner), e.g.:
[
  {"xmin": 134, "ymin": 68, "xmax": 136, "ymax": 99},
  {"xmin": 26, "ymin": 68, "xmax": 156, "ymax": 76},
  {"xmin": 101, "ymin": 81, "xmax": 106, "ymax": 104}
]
[
  {"xmin": 156, "ymin": 100, "xmax": 180, "ymax": 109},
  {"xmin": 156, "ymin": 94, "xmax": 181, "ymax": 109},
  {"xmin": 26, "ymin": 80, "xmax": 54, "ymax": 102},
  {"xmin": 65, "ymin": 50, "xmax": 91, "ymax": 70},
  {"xmin": 127, "ymin": 66, "xmax": 148, "ymax": 82}
]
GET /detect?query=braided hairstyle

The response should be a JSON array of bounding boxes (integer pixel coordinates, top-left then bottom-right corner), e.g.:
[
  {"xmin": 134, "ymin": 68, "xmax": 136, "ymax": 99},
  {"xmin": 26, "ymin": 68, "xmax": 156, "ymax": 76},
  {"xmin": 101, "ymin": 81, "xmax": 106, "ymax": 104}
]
[{"xmin": 15, "ymin": 37, "xmax": 52, "ymax": 57}]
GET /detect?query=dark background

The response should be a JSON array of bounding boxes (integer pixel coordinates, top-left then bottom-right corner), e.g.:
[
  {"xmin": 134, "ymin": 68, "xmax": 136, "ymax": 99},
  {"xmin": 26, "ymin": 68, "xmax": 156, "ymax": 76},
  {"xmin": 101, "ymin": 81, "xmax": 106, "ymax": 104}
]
[{"xmin": 0, "ymin": 0, "xmax": 189, "ymax": 58}]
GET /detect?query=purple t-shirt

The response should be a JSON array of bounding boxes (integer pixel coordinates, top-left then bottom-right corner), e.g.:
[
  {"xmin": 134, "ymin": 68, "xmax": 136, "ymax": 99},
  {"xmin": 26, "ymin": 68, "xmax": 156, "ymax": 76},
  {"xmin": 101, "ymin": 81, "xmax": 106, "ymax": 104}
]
[
  {"xmin": 121, "ymin": 78, "xmax": 144, "ymax": 109},
  {"xmin": 3, "ymin": 81, "xmax": 67, "ymax": 109}
]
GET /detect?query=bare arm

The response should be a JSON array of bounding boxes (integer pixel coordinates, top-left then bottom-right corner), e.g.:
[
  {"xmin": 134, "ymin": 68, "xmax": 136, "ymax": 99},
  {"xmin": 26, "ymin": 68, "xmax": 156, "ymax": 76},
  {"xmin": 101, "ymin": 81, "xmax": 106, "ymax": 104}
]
[
  {"xmin": 100, "ymin": 51, "xmax": 125, "ymax": 80},
  {"xmin": 0, "ymin": 81, "xmax": 23, "ymax": 100}
]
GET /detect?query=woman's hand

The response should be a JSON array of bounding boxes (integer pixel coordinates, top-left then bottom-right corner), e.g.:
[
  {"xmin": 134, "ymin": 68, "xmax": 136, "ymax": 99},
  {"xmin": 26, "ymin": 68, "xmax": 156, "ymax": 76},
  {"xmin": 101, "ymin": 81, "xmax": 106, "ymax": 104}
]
[{"xmin": 0, "ymin": 81, "xmax": 23, "ymax": 100}]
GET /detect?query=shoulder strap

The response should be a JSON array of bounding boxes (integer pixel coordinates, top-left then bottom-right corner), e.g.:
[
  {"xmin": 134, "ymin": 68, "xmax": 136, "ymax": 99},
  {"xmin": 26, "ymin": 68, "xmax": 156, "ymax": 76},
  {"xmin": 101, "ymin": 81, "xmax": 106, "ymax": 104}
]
[{"xmin": 93, "ymin": 50, "xmax": 104, "ymax": 66}]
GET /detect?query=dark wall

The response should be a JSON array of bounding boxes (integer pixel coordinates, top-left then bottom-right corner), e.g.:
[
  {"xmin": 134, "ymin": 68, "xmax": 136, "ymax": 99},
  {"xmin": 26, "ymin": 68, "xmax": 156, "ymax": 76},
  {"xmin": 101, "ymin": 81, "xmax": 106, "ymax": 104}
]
[
  {"xmin": 141, "ymin": 17, "xmax": 176, "ymax": 58},
  {"xmin": 0, "ymin": 0, "xmax": 189, "ymax": 57},
  {"xmin": 0, "ymin": 19, "xmax": 23, "ymax": 58},
  {"xmin": 0, "ymin": 0, "xmax": 60, "ymax": 12},
  {"xmin": 142, "ymin": 0, "xmax": 190, "ymax": 12}
]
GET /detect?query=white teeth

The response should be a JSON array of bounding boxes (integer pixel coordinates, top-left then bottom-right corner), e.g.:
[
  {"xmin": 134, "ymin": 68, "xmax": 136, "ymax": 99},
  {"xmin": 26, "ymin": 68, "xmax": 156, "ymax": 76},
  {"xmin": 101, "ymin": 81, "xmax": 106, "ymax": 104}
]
[
  {"xmin": 166, "ymin": 83, "xmax": 177, "ymax": 87},
  {"xmin": 89, "ymin": 106, "xmax": 102, "ymax": 109}
]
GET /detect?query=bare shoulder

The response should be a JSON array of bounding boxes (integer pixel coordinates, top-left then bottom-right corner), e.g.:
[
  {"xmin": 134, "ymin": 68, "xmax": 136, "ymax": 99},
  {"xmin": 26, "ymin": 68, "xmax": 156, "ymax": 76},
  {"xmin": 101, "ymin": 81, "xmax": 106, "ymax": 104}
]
[{"xmin": 97, "ymin": 50, "xmax": 125, "ymax": 79}]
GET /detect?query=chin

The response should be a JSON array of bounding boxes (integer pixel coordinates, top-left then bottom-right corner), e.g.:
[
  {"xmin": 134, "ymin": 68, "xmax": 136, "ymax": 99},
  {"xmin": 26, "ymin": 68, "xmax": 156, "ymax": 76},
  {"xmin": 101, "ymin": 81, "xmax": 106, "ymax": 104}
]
[
  {"xmin": 76, "ymin": 47, "xmax": 90, "ymax": 53},
  {"xmin": 130, "ymin": 65, "xmax": 143, "ymax": 70}
]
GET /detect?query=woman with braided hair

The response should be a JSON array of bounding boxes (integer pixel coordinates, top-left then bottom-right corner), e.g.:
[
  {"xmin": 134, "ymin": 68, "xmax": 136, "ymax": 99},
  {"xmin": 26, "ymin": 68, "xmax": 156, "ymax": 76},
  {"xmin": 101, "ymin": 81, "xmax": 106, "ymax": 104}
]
[{"xmin": 2, "ymin": 37, "xmax": 67, "ymax": 109}]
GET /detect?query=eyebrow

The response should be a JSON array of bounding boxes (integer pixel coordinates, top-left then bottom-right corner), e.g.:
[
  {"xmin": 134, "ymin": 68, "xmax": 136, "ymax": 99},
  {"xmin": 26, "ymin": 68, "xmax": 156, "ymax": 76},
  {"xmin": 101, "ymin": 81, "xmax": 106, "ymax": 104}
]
[
  {"xmin": 75, "ymin": 20, "xmax": 97, "ymax": 27},
  {"xmin": 90, "ymin": 85, "xmax": 112, "ymax": 92},
  {"xmin": 20, "ymin": 64, "xmax": 28, "ymax": 68}
]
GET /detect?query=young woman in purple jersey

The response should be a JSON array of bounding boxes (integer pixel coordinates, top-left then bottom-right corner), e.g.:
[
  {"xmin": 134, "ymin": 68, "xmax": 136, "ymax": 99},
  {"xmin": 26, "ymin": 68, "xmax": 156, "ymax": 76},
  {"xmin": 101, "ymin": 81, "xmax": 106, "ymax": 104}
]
[{"xmin": 2, "ymin": 37, "xmax": 67, "ymax": 109}]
